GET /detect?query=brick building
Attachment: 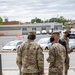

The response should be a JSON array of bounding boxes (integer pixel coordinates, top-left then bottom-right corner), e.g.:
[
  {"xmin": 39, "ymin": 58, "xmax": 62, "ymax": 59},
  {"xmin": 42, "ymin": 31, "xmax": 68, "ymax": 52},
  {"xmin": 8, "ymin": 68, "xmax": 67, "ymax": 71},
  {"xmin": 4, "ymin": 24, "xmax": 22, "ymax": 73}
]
[{"xmin": 2, "ymin": 21, "xmax": 22, "ymax": 25}]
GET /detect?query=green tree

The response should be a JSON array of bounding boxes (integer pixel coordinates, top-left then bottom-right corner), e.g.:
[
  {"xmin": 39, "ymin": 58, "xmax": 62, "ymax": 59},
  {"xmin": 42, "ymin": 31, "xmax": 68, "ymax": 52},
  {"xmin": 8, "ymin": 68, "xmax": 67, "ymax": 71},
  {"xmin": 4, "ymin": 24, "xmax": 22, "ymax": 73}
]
[
  {"xmin": 59, "ymin": 16, "xmax": 69, "ymax": 24},
  {"xmin": 31, "ymin": 19, "xmax": 36, "ymax": 23},
  {"xmin": 44, "ymin": 19, "xmax": 49, "ymax": 23},
  {"xmin": 49, "ymin": 18, "xmax": 57, "ymax": 22},
  {"xmin": 31, "ymin": 17, "xmax": 43, "ymax": 23},
  {"xmin": 0, "ymin": 17, "xmax": 3, "ymax": 25},
  {"xmin": 49, "ymin": 16, "xmax": 69, "ymax": 24}
]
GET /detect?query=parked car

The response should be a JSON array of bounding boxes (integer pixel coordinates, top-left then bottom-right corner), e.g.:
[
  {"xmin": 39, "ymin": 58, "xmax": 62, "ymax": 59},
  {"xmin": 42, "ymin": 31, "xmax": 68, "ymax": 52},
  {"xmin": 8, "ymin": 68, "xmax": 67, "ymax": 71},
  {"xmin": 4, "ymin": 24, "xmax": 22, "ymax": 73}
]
[
  {"xmin": 41, "ymin": 30, "xmax": 47, "ymax": 34},
  {"xmin": 48, "ymin": 30, "xmax": 52, "ymax": 34},
  {"xmin": 37, "ymin": 37, "xmax": 51, "ymax": 50},
  {"xmin": 69, "ymin": 34, "xmax": 75, "ymax": 39},
  {"xmin": 36, "ymin": 31, "xmax": 41, "ymax": 35},
  {"xmin": 69, "ymin": 41, "xmax": 75, "ymax": 49},
  {"xmin": 1, "ymin": 40, "xmax": 24, "ymax": 51}
]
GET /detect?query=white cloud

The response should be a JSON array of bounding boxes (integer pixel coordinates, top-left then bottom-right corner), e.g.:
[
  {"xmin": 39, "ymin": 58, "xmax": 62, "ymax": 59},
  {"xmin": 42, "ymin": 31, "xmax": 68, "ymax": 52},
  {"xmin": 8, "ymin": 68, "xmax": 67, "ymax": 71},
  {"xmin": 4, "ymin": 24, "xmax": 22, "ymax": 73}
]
[{"xmin": 0, "ymin": 0, "xmax": 75, "ymax": 22}]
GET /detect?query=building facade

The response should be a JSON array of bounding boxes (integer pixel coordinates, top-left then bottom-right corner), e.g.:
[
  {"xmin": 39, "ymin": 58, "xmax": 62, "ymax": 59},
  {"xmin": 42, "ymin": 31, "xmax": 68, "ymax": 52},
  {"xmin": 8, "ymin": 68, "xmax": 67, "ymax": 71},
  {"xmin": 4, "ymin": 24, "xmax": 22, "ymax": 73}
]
[{"xmin": 0, "ymin": 22, "xmax": 63, "ymax": 36}]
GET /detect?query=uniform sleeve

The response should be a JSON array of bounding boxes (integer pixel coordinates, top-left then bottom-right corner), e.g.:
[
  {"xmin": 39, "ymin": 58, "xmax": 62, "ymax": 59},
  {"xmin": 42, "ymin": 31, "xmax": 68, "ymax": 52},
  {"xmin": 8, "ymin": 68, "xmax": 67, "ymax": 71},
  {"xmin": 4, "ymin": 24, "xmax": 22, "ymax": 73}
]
[
  {"xmin": 37, "ymin": 46, "xmax": 44, "ymax": 71},
  {"xmin": 60, "ymin": 37, "xmax": 70, "ymax": 52},
  {"xmin": 62, "ymin": 47, "xmax": 66, "ymax": 60},
  {"xmin": 16, "ymin": 46, "xmax": 22, "ymax": 69},
  {"xmin": 47, "ymin": 46, "xmax": 55, "ymax": 63},
  {"xmin": 67, "ymin": 38, "xmax": 70, "ymax": 50}
]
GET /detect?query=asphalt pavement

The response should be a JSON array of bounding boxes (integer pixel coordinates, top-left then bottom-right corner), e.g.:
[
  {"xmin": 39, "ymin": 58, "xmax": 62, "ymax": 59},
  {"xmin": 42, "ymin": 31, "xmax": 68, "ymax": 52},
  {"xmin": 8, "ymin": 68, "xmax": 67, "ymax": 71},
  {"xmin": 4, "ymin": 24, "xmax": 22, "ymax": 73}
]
[
  {"xmin": 0, "ymin": 34, "xmax": 75, "ymax": 75},
  {"xmin": 2, "ymin": 69, "xmax": 75, "ymax": 75},
  {"xmin": 0, "ymin": 52, "xmax": 75, "ymax": 75},
  {"xmin": 0, "ymin": 52, "xmax": 75, "ymax": 70}
]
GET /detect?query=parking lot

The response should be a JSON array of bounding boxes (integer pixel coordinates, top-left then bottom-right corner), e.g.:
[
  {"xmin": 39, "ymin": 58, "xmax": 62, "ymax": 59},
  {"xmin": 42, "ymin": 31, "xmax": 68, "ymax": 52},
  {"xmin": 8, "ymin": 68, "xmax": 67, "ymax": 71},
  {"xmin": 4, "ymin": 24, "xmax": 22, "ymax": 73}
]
[
  {"xmin": 0, "ymin": 34, "xmax": 49, "ymax": 49},
  {"xmin": 0, "ymin": 34, "xmax": 75, "ymax": 70}
]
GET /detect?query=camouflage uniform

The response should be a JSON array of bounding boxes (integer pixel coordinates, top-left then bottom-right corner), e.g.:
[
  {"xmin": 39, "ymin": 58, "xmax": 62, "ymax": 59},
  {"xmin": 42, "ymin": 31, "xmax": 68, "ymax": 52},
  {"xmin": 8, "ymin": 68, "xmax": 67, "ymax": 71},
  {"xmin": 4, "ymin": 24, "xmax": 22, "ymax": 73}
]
[
  {"xmin": 47, "ymin": 43, "xmax": 66, "ymax": 75},
  {"xmin": 16, "ymin": 41, "xmax": 44, "ymax": 75},
  {"xmin": 60, "ymin": 36, "xmax": 70, "ymax": 75}
]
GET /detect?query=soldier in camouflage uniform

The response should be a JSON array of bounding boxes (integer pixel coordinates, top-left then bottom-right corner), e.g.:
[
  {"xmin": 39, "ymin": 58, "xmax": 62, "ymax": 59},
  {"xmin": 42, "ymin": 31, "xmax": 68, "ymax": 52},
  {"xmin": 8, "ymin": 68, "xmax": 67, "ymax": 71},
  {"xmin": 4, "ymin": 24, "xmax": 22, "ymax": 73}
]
[
  {"xmin": 47, "ymin": 32, "xmax": 66, "ymax": 75},
  {"xmin": 60, "ymin": 30, "xmax": 73, "ymax": 75},
  {"xmin": 16, "ymin": 32, "xmax": 44, "ymax": 75}
]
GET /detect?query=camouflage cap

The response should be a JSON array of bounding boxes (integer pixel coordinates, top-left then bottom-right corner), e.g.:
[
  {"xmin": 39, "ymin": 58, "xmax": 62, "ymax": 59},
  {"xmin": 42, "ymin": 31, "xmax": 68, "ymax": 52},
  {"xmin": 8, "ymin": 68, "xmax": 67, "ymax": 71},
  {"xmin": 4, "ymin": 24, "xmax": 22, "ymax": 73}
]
[
  {"xmin": 28, "ymin": 31, "xmax": 36, "ymax": 36},
  {"xmin": 51, "ymin": 31, "xmax": 60, "ymax": 35},
  {"xmin": 28, "ymin": 31, "xmax": 36, "ymax": 40},
  {"xmin": 63, "ymin": 29, "xmax": 71, "ymax": 34}
]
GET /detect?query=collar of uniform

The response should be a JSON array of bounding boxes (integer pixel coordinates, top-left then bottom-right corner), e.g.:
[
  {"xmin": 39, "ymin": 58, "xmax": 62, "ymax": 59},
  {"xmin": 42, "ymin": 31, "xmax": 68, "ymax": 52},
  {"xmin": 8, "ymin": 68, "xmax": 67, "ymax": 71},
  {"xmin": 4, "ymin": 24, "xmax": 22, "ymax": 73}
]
[
  {"xmin": 63, "ymin": 35, "xmax": 69, "ymax": 40},
  {"xmin": 27, "ymin": 39, "xmax": 34, "ymax": 42}
]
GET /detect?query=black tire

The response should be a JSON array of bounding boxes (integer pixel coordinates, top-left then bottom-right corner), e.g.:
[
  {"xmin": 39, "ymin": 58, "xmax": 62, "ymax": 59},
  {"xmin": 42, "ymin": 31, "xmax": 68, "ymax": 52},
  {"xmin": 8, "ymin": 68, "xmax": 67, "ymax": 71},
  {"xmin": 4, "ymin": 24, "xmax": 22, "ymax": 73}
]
[
  {"xmin": 13, "ymin": 49, "xmax": 16, "ymax": 51},
  {"xmin": 45, "ymin": 47, "xmax": 48, "ymax": 50}
]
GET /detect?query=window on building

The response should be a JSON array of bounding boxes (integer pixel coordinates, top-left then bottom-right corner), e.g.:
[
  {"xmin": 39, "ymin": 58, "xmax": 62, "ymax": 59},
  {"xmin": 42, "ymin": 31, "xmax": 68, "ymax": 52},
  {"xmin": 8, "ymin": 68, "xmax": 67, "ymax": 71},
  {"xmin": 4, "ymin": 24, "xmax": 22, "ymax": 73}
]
[
  {"xmin": 32, "ymin": 28, "xmax": 36, "ymax": 30},
  {"xmin": 0, "ymin": 27, "xmax": 20, "ymax": 30},
  {"xmin": 42, "ymin": 27, "xmax": 46, "ymax": 30},
  {"xmin": 54, "ymin": 27, "xmax": 58, "ymax": 30},
  {"xmin": 23, "ymin": 28, "xmax": 27, "ymax": 31}
]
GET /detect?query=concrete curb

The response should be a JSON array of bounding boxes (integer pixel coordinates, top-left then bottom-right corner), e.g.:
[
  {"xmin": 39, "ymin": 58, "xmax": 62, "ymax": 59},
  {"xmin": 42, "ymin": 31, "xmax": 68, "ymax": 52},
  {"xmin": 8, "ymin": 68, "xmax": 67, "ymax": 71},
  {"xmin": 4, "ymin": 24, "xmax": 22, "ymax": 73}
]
[
  {"xmin": 43, "ymin": 49, "xmax": 75, "ymax": 52},
  {"xmin": 0, "ymin": 50, "xmax": 17, "ymax": 53},
  {"xmin": 2, "ymin": 67, "xmax": 75, "ymax": 71},
  {"xmin": 43, "ymin": 50, "xmax": 75, "ymax": 52}
]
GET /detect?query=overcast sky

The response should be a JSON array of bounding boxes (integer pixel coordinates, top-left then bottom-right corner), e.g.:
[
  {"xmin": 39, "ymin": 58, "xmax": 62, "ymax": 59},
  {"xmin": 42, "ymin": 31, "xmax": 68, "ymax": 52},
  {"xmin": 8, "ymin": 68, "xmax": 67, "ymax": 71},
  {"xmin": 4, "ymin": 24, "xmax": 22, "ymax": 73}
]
[{"xmin": 0, "ymin": 0, "xmax": 75, "ymax": 22}]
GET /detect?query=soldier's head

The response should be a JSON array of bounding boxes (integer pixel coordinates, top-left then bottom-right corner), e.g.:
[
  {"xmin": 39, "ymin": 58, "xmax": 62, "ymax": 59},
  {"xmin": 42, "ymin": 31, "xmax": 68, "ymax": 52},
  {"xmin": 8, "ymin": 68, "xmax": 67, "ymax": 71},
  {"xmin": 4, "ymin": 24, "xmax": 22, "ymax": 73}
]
[
  {"xmin": 27, "ymin": 31, "xmax": 36, "ymax": 40},
  {"xmin": 50, "ymin": 31, "xmax": 60, "ymax": 43},
  {"xmin": 63, "ymin": 30, "xmax": 71, "ymax": 37}
]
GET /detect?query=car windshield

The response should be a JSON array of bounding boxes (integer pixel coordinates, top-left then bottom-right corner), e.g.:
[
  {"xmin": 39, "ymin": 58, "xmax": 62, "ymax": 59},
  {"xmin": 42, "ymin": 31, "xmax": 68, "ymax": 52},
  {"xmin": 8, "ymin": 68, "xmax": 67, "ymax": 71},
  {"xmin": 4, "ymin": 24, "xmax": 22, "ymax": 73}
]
[
  {"xmin": 6, "ymin": 42, "xmax": 17, "ymax": 46},
  {"xmin": 38, "ymin": 38, "xmax": 49, "ymax": 44}
]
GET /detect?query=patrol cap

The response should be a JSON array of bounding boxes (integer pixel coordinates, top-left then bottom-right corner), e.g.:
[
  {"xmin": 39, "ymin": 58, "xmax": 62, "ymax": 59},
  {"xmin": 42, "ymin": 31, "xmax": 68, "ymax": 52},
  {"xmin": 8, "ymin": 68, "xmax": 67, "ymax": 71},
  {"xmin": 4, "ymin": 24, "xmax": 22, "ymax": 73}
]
[
  {"xmin": 51, "ymin": 31, "xmax": 60, "ymax": 35},
  {"xmin": 28, "ymin": 31, "xmax": 36, "ymax": 40},
  {"xmin": 28, "ymin": 31, "xmax": 36, "ymax": 36},
  {"xmin": 63, "ymin": 29, "xmax": 71, "ymax": 34}
]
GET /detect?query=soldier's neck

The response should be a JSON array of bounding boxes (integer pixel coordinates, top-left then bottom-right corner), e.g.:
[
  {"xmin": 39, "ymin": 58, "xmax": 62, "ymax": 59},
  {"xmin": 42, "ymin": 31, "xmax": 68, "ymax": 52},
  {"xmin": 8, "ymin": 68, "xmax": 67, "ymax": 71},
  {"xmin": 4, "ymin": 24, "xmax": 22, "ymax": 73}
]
[
  {"xmin": 53, "ymin": 40, "xmax": 58, "ymax": 44},
  {"xmin": 27, "ymin": 39, "xmax": 34, "ymax": 42},
  {"xmin": 64, "ymin": 35, "xmax": 67, "ymax": 39}
]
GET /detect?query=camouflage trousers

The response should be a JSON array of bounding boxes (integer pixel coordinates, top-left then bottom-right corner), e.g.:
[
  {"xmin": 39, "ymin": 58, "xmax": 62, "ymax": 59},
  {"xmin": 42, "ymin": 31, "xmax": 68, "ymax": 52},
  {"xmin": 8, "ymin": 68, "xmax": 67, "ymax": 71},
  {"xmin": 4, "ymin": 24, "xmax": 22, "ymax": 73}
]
[
  {"xmin": 48, "ymin": 71, "xmax": 62, "ymax": 75},
  {"xmin": 48, "ymin": 68, "xmax": 63, "ymax": 75},
  {"xmin": 48, "ymin": 73, "xmax": 62, "ymax": 75},
  {"xmin": 65, "ymin": 55, "xmax": 70, "ymax": 75},
  {"xmin": 21, "ymin": 73, "xmax": 41, "ymax": 75}
]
